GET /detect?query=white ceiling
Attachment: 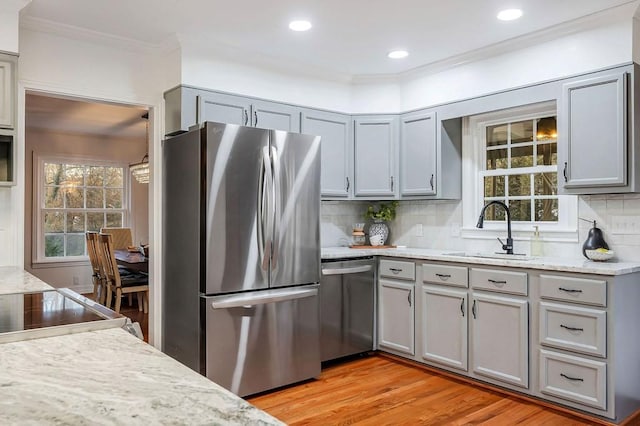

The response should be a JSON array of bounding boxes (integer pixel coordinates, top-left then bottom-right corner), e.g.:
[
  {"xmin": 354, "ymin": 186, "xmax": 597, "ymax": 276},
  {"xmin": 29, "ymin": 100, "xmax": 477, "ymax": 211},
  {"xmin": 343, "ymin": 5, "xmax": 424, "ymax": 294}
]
[
  {"xmin": 25, "ymin": 93, "xmax": 148, "ymax": 138},
  {"xmin": 21, "ymin": 0, "xmax": 637, "ymax": 76}
]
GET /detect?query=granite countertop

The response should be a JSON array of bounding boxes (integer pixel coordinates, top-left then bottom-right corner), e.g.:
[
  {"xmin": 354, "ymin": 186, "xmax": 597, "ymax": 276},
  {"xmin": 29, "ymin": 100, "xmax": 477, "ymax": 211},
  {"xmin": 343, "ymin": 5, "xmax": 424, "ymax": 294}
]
[
  {"xmin": 321, "ymin": 247, "xmax": 640, "ymax": 276},
  {"xmin": 0, "ymin": 327, "xmax": 283, "ymax": 425},
  {"xmin": 0, "ymin": 266, "xmax": 54, "ymax": 294}
]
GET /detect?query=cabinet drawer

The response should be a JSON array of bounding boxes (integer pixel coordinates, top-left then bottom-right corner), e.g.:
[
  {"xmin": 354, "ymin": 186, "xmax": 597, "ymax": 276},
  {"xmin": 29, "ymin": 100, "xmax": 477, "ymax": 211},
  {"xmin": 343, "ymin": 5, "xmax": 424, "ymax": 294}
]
[
  {"xmin": 539, "ymin": 302, "xmax": 606, "ymax": 357},
  {"xmin": 540, "ymin": 275, "xmax": 606, "ymax": 307},
  {"xmin": 379, "ymin": 259, "xmax": 415, "ymax": 281},
  {"xmin": 539, "ymin": 349, "xmax": 606, "ymax": 410},
  {"xmin": 470, "ymin": 268, "xmax": 527, "ymax": 296},
  {"xmin": 422, "ymin": 263, "xmax": 468, "ymax": 288}
]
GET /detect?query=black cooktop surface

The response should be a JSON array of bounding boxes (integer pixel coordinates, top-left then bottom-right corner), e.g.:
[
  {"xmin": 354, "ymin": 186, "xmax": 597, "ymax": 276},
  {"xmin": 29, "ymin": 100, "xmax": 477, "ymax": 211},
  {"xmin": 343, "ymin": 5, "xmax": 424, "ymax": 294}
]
[{"xmin": 0, "ymin": 290, "xmax": 105, "ymax": 333}]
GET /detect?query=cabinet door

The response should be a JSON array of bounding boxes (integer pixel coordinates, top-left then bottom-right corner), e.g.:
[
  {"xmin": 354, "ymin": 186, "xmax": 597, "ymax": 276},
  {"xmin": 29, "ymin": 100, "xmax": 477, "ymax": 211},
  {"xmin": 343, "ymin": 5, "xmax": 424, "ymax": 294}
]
[
  {"xmin": 301, "ymin": 110, "xmax": 352, "ymax": 197},
  {"xmin": 251, "ymin": 100, "xmax": 300, "ymax": 132},
  {"xmin": 471, "ymin": 292, "xmax": 528, "ymax": 388},
  {"xmin": 560, "ymin": 72, "xmax": 627, "ymax": 189},
  {"xmin": 354, "ymin": 116, "xmax": 398, "ymax": 197},
  {"xmin": 0, "ymin": 57, "xmax": 15, "ymax": 129},
  {"xmin": 422, "ymin": 285, "xmax": 467, "ymax": 371},
  {"xmin": 198, "ymin": 92, "xmax": 250, "ymax": 126},
  {"xmin": 401, "ymin": 111, "xmax": 436, "ymax": 196},
  {"xmin": 378, "ymin": 278, "xmax": 414, "ymax": 355}
]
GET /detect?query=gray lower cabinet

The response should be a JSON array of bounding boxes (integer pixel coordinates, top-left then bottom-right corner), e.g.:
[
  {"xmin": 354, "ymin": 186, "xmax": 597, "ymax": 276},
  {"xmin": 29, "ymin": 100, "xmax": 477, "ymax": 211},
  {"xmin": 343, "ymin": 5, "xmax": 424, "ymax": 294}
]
[
  {"xmin": 0, "ymin": 54, "xmax": 16, "ymax": 130},
  {"xmin": 354, "ymin": 115, "xmax": 399, "ymax": 198},
  {"xmin": 559, "ymin": 71, "xmax": 628, "ymax": 193},
  {"xmin": 378, "ymin": 259, "xmax": 415, "ymax": 355},
  {"xmin": 301, "ymin": 109, "xmax": 352, "ymax": 197},
  {"xmin": 470, "ymin": 292, "xmax": 529, "ymax": 389},
  {"xmin": 400, "ymin": 111, "xmax": 436, "ymax": 196},
  {"xmin": 421, "ymin": 285, "xmax": 468, "ymax": 371}
]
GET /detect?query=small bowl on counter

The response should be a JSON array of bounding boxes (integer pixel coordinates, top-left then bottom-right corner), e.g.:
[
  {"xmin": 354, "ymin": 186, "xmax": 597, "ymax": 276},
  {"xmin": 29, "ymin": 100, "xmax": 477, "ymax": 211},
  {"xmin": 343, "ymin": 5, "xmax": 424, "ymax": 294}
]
[{"xmin": 585, "ymin": 249, "xmax": 614, "ymax": 262}]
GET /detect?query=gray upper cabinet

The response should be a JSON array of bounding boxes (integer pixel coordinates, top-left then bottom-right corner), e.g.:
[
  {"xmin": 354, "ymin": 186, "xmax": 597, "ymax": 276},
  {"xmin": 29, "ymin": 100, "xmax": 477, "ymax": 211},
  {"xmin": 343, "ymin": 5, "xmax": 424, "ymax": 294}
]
[
  {"xmin": 251, "ymin": 100, "xmax": 300, "ymax": 132},
  {"xmin": 301, "ymin": 109, "xmax": 352, "ymax": 198},
  {"xmin": 164, "ymin": 86, "xmax": 301, "ymax": 135},
  {"xmin": 559, "ymin": 72, "xmax": 628, "ymax": 193},
  {"xmin": 400, "ymin": 111, "xmax": 437, "ymax": 196},
  {"xmin": 198, "ymin": 92, "xmax": 250, "ymax": 126},
  {"xmin": 0, "ymin": 54, "xmax": 17, "ymax": 129},
  {"xmin": 354, "ymin": 115, "xmax": 399, "ymax": 198}
]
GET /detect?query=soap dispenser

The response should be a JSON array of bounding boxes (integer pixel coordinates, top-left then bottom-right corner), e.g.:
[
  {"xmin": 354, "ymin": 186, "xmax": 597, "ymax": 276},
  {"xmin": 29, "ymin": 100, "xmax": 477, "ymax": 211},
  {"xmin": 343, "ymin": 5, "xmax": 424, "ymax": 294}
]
[{"xmin": 531, "ymin": 226, "xmax": 543, "ymax": 257}]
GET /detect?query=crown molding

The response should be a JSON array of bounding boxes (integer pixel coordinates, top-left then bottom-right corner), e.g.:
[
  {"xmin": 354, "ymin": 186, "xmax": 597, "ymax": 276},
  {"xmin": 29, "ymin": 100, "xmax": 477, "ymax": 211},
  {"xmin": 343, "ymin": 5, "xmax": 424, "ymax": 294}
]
[{"xmin": 19, "ymin": 16, "xmax": 163, "ymax": 53}]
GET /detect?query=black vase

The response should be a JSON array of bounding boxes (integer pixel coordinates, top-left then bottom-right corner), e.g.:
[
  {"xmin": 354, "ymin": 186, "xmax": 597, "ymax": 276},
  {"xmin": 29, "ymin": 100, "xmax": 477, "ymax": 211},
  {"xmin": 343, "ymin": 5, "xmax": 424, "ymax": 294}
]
[{"xmin": 582, "ymin": 224, "xmax": 609, "ymax": 259}]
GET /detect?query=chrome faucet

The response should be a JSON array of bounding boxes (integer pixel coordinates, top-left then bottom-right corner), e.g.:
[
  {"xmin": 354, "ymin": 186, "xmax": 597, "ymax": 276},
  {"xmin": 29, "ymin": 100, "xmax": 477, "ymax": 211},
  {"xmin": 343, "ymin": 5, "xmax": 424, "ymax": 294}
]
[{"xmin": 476, "ymin": 201, "xmax": 513, "ymax": 255}]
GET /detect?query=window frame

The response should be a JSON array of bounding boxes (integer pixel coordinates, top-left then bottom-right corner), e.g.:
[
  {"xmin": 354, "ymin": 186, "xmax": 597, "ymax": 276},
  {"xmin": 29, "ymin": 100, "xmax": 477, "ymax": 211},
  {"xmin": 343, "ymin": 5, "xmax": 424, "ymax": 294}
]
[
  {"xmin": 461, "ymin": 102, "xmax": 578, "ymax": 242},
  {"xmin": 33, "ymin": 154, "xmax": 130, "ymax": 264}
]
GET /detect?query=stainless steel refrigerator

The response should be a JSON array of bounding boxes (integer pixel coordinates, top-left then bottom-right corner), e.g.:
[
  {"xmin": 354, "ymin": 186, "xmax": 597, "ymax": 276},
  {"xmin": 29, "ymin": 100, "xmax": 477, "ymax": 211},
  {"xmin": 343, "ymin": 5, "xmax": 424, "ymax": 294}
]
[{"xmin": 162, "ymin": 121, "xmax": 321, "ymax": 397}]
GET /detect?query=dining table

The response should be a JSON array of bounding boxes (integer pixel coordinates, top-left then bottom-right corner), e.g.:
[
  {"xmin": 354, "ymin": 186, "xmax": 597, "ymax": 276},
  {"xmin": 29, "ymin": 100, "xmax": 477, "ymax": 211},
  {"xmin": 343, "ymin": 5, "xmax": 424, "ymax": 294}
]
[{"xmin": 114, "ymin": 249, "xmax": 148, "ymax": 274}]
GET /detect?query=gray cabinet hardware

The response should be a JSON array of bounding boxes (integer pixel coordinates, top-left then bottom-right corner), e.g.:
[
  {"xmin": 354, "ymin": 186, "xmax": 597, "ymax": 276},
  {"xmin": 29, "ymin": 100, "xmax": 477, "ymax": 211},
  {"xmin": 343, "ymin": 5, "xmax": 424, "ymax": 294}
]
[
  {"xmin": 436, "ymin": 273, "xmax": 451, "ymax": 279},
  {"xmin": 559, "ymin": 287, "xmax": 582, "ymax": 293},
  {"xmin": 408, "ymin": 289, "xmax": 412, "ymax": 307},
  {"xmin": 560, "ymin": 324, "xmax": 584, "ymax": 332},
  {"xmin": 460, "ymin": 299, "xmax": 465, "ymax": 317},
  {"xmin": 488, "ymin": 279, "xmax": 507, "ymax": 284},
  {"xmin": 472, "ymin": 299, "xmax": 477, "ymax": 319},
  {"xmin": 560, "ymin": 373, "xmax": 584, "ymax": 382},
  {"xmin": 430, "ymin": 174, "xmax": 434, "ymax": 190}
]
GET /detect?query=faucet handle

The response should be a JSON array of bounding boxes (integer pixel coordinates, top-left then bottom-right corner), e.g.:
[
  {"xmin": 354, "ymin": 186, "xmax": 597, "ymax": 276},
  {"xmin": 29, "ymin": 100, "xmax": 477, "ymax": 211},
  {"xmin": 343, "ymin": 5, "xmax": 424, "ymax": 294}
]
[{"xmin": 497, "ymin": 237, "xmax": 514, "ymax": 254}]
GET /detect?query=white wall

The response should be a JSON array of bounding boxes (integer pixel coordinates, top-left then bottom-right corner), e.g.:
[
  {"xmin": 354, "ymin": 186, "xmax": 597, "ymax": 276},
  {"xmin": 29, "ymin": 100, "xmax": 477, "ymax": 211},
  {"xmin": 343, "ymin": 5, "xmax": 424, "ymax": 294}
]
[{"xmin": 180, "ymin": 41, "xmax": 353, "ymax": 112}]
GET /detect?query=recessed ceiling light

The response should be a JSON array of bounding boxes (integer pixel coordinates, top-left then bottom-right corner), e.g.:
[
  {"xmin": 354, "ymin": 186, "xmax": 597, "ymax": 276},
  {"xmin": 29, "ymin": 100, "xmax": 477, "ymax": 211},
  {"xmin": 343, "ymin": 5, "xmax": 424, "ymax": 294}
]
[
  {"xmin": 289, "ymin": 20, "xmax": 312, "ymax": 32},
  {"xmin": 388, "ymin": 50, "xmax": 409, "ymax": 59},
  {"xmin": 497, "ymin": 8, "xmax": 523, "ymax": 21}
]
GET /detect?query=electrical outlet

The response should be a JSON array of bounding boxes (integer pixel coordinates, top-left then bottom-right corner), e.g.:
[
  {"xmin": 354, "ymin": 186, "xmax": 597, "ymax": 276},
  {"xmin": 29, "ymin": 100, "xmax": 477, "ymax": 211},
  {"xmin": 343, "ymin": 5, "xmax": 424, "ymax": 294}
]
[{"xmin": 415, "ymin": 224, "xmax": 423, "ymax": 237}]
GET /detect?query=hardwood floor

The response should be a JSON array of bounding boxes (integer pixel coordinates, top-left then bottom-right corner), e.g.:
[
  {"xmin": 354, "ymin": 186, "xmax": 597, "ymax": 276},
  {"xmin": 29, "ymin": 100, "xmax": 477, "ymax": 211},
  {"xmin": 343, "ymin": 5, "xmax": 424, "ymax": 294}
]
[{"xmin": 248, "ymin": 354, "xmax": 611, "ymax": 425}]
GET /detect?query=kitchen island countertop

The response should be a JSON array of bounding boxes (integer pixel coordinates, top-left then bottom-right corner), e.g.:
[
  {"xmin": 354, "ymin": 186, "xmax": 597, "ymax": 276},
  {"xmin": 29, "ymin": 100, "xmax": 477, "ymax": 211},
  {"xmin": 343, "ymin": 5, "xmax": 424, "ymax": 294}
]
[
  {"xmin": 0, "ymin": 266, "xmax": 54, "ymax": 295},
  {"xmin": 321, "ymin": 247, "xmax": 640, "ymax": 276},
  {"xmin": 0, "ymin": 327, "xmax": 283, "ymax": 425}
]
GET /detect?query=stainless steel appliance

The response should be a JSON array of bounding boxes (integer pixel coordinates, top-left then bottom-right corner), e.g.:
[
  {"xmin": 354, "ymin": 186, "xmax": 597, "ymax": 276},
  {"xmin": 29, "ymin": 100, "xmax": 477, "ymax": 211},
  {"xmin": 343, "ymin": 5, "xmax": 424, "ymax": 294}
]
[
  {"xmin": 162, "ymin": 121, "xmax": 321, "ymax": 397},
  {"xmin": 320, "ymin": 257, "xmax": 375, "ymax": 362}
]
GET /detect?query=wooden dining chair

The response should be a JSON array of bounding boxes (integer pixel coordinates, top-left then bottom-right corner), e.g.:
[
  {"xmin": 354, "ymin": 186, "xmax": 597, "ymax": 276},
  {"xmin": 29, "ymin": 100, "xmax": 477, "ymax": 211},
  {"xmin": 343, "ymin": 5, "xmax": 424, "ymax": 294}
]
[
  {"xmin": 85, "ymin": 231, "xmax": 105, "ymax": 303},
  {"xmin": 97, "ymin": 233, "xmax": 149, "ymax": 314},
  {"xmin": 99, "ymin": 227, "xmax": 133, "ymax": 250}
]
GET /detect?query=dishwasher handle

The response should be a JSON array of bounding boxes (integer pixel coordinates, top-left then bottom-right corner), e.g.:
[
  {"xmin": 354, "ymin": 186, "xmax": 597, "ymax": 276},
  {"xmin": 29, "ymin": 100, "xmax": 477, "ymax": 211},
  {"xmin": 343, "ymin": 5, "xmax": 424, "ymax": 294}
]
[
  {"xmin": 210, "ymin": 287, "xmax": 318, "ymax": 309},
  {"xmin": 322, "ymin": 265, "xmax": 373, "ymax": 276}
]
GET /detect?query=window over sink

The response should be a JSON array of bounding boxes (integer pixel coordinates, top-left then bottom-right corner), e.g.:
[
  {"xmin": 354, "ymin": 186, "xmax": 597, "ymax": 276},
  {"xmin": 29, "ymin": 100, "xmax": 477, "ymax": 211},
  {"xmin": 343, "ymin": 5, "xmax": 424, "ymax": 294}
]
[
  {"xmin": 34, "ymin": 155, "xmax": 128, "ymax": 263},
  {"xmin": 462, "ymin": 102, "xmax": 577, "ymax": 240}
]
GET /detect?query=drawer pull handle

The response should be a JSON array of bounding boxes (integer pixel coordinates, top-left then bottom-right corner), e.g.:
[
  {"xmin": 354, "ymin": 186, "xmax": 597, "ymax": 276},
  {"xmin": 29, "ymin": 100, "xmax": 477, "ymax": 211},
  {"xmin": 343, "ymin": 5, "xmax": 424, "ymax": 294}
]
[
  {"xmin": 436, "ymin": 273, "xmax": 451, "ymax": 279},
  {"xmin": 560, "ymin": 373, "xmax": 584, "ymax": 382},
  {"xmin": 488, "ymin": 279, "xmax": 507, "ymax": 285},
  {"xmin": 559, "ymin": 287, "xmax": 582, "ymax": 293},
  {"xmin": 460, "ymin": 299, "xmax": 465, "ymax": 317},
  {"xmin": 560, "ymin": 324, "xmax": 584, "ymax": 332},
  {"xmin": 390, "ymin": 268, "xmax": 402, "ymax": 274}
]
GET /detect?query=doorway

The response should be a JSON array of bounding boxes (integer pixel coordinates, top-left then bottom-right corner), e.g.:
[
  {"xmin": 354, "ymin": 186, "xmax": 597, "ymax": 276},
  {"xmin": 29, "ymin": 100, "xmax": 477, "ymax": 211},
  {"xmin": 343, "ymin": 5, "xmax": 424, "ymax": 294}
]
[{"xmin": 24, "ymin": 92, "xmax": 151, "ymax": 339}]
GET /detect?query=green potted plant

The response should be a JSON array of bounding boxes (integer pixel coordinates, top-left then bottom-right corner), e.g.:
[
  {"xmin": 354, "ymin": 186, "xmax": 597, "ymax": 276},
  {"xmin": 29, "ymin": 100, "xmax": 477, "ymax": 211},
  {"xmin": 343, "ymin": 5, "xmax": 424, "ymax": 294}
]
[{"xmin": 364, "ymin": 201, "xmax": 398, "ymax": 246}]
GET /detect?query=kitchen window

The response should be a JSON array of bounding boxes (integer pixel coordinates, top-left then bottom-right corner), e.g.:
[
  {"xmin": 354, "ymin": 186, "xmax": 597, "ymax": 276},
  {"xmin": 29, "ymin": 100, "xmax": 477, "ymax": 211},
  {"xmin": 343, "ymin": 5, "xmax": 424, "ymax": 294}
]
[
  {"xmin": 462, "ymin": 102, "xmax": 577, "ymax": 239},
  {"xmin": 34, "ymin": 155, "xmax": 128, "ymax": 263}
]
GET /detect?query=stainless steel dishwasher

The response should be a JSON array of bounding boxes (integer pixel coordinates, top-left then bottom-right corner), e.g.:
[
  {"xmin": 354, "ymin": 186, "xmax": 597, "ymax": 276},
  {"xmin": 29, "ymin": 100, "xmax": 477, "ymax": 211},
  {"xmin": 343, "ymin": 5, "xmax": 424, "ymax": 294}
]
[{"xmin": 320, "ymin": 257, "xmax": 375, "ymax": 362}]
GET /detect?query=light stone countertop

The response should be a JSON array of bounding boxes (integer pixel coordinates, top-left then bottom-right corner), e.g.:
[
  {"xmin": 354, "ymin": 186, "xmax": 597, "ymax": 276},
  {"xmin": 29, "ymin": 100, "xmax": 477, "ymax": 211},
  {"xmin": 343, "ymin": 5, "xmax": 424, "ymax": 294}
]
[
  {"xmin": 0, "ymin": 266, "xmax": 54, "ymax": 295},
  {"xmin": 321, "ymin": 247, "xmax": 640, "ymax": 276},
  {"xmin": 0, "ymin": 327, "xmax": 283, "ymax": 425}
]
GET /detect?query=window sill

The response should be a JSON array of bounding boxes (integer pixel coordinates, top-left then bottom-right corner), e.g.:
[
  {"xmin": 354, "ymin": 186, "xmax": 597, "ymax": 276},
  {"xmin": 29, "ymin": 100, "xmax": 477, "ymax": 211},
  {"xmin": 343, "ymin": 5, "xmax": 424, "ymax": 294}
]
[
  {"xmin": 461, "ymin": 227, "xmax": 579, "ymax": 243},
  {"xmin": 31, "ymin": 260, "xmax": 91, "ymax": 269}
]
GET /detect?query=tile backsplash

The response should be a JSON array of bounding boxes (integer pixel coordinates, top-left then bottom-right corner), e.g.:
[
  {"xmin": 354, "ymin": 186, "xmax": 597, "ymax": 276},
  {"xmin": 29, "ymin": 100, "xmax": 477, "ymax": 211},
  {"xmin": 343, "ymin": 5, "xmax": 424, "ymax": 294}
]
[{"xmin": 321, "ymin": 195, "xmax": 640, "ymax": 262}]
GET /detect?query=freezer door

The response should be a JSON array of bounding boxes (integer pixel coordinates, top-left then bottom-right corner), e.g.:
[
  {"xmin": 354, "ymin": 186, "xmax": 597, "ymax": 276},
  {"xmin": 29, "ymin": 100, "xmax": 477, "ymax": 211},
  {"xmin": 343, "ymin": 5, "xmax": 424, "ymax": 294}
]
[
  {"xmin": 204, "ymin": 122, "xmax": 272, "ymax": 294},
  {"xmin": 204, "ymin": 285, "xmax": 320, "ymax": 397},
  {"xmin": 270, "ymin": 130, "xmax": 321, "ymax": 288}
]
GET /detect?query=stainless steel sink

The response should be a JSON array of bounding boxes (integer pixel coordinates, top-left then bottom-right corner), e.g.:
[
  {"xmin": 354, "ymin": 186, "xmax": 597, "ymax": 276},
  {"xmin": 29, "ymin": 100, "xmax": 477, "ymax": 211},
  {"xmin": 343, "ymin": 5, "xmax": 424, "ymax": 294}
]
[{"xmin": 442, "ymin": 252, "xmax": 532, "ymax": 261}]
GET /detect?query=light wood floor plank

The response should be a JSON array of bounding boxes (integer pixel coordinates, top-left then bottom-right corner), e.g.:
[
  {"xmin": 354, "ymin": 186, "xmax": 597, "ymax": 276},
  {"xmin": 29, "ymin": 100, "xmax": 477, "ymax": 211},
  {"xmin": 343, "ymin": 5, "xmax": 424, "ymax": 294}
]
[{"xmin": 247, "ymin": 354, "xmax": 607, "ymax": 425}]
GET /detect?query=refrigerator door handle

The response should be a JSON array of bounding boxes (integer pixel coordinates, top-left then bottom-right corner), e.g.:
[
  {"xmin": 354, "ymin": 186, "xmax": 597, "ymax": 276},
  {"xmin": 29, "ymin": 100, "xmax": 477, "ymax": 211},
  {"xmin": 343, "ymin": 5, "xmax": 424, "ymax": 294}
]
[
  {"xmin": 210, "ymin": 286, "xmax": 318, "ymax": 309},
  {"xmin": 270, "ymin": 145, "xmax": 281, "ymax": 271},
  {"xmin": 258, "ymin": 146, "xmax": 273, "ymax": 271}
]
